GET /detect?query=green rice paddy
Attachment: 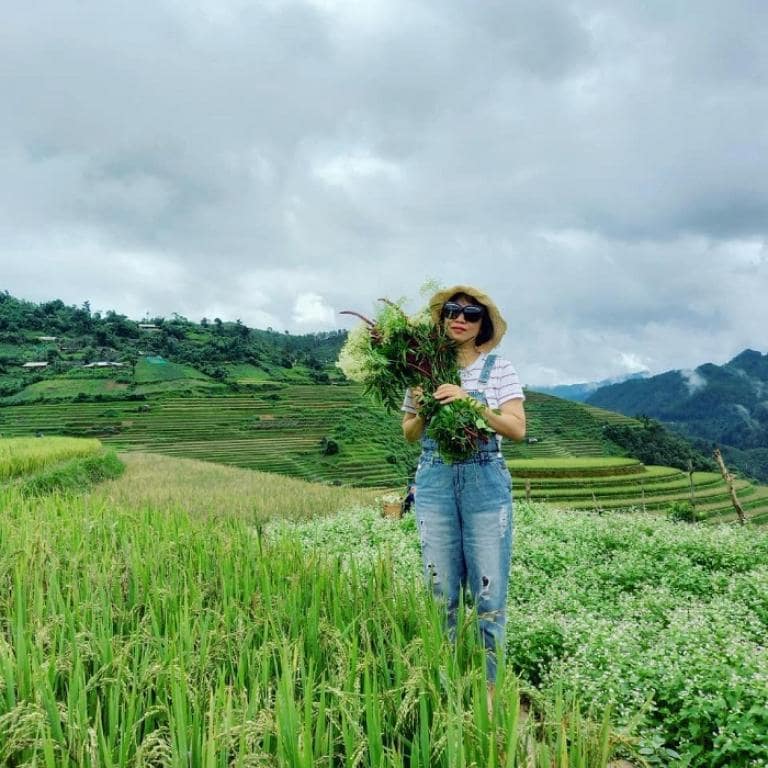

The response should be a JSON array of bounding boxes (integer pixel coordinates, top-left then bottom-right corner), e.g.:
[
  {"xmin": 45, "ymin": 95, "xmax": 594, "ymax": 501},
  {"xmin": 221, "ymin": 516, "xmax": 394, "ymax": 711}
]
[{"xmin": 1, "ymin": 385, "xmax": 765, "ymax": 523}]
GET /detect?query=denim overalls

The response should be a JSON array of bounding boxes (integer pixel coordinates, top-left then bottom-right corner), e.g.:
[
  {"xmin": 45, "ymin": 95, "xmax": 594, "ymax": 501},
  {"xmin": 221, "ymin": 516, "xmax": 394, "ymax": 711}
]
[{"xmin": 413, "ymin": 354, "xmax": 513, "ymax": 683}]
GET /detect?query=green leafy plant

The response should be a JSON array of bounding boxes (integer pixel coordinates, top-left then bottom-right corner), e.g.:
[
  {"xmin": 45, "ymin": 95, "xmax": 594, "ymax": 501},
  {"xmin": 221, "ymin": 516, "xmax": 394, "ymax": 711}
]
[
  {"xmin": 338, "ymin": 297, "xmax": 496, "ymax": 461},
  {"xmin": 668, "ymin": 499, "xmax": 698, "ymax": 523}
]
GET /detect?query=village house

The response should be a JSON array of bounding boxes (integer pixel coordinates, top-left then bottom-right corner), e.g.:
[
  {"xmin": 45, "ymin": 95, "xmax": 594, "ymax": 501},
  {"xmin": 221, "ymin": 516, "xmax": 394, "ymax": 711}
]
[{"xmin": 22, "ymin": 361, "xmax": 48, "ymax": 369}]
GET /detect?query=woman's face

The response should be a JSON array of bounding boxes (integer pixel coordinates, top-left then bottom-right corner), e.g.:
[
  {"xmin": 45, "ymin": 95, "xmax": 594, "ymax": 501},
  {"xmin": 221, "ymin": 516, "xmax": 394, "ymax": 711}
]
[{"xmin": 442, "ymin": 295, "xmax": 483, "ymax": 345}]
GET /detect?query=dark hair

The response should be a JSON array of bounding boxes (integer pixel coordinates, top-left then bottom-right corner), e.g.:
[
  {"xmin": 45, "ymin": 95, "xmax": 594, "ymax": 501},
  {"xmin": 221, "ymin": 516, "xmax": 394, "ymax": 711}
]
[{"xmin": 448, "ymin": 292, "xmax": 494, "ymax": 347}]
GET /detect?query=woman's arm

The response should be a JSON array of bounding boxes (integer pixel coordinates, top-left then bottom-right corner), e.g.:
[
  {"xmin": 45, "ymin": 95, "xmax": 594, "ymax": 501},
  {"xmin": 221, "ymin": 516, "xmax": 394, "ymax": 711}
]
[
  {"xmin": 402, "ymin": 386, "xmax": 425, "ymax": 442},
  {"xmin": 480, "ymin": 398, "xmax": 526, "ymax": 441},
  {"xmin": 402, "ymin": 411, "xmax": 426, "ymax": 442}
]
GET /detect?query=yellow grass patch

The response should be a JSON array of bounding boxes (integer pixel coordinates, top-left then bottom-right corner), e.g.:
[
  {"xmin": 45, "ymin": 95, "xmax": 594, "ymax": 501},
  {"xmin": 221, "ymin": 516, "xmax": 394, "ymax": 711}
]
[
  {"xmin": 90, "ymin": 452, "xmax": 381, "ymax": 522},
  {"xmin": 0, "ymin": 436, "xmax": 102, "ymax": 481}
]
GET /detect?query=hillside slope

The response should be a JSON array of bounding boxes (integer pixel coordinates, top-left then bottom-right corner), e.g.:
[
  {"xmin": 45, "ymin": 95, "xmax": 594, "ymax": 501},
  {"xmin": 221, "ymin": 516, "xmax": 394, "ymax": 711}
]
[
  {"xmin": 587, "ymin": 349, "xmax": 768, "ymax": 480},
  {"xmin": 0, "ymin": 386, "xmax": 640, "ymax": 487},
  {"xmin": 0, "ymin": 291, "xmax": 347, "ymax": 399}
]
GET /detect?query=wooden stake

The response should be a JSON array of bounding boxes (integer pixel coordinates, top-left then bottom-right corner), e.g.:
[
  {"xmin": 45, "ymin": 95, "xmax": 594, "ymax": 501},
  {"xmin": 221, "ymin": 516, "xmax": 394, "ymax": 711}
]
[
  {"xmin": 525, "ymin": 478, "xmax": 531, "ymax": 503},
  {"xmin": 687, "ymin": 459, "xmax": 696, "ymax": 511},
  {"xmin": 713, "ymin": 448, "xmax": 747, "ymax": 526}
]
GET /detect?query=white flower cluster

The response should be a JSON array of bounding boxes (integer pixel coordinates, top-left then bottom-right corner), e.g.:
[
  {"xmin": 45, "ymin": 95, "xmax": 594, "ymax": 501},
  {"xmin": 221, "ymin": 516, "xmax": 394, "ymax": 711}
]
[
  {"xmin": 269, "ymin": 500, "xmax": 768, "ymax": 765},
  {"xmin": 335, "ymin": 324, "xmax": 372, "ymax": 383}
]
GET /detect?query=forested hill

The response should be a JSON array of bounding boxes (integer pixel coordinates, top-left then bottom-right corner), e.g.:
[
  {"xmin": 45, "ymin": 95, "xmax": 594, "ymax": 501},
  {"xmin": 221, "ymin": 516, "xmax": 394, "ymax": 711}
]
[
  {"xmin": 586, "ymin": 349, "xmax": 768, "ymax": 480},
  {"xmin": 0, "ymin": 291, "xmax": 348, "ymax": 394}
]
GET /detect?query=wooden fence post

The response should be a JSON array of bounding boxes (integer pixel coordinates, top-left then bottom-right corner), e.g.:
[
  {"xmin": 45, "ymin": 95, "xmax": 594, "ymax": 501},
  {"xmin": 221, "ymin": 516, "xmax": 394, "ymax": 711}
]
[
  {"xmin": 687, "ymin": 459, "xmax": 696, "ymax": 511},
  {"xmin": 713, "ymin": 448, "xmax": 747, "ymax": 526},
  {"xmin": 525, "ymin": 478, "xmax": 531, "ymax": 504}
]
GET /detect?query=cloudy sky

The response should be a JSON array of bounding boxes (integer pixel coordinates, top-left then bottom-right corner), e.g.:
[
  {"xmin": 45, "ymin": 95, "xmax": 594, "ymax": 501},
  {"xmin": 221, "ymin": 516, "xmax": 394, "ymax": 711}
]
[{"xmin": 2, "ymin": 0, "xmax": 767, "ymax": 385}]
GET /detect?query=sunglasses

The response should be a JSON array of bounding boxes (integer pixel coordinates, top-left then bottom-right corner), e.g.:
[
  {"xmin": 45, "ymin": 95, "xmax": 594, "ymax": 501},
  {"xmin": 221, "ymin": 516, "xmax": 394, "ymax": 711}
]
[{"xmin": 441, "ymin": 301, "xmax": 484, "ymax": 323}]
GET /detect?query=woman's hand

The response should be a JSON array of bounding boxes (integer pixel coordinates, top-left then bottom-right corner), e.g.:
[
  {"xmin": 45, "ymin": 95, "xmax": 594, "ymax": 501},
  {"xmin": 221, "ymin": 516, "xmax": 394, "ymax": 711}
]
[
  {"xmin": 434, "ymin": 383, "xmax": 470, "ymax": 404},
  {"xmin": 411, "ymin": 385, "xmax": 424, "ymax": 412}
]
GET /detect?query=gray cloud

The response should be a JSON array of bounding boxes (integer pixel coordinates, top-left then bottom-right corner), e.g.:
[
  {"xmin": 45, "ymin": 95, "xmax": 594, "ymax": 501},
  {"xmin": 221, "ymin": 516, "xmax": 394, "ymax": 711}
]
[{"xmin": 2, "ymin": 0, "xmax": 768, "ymax": 385}]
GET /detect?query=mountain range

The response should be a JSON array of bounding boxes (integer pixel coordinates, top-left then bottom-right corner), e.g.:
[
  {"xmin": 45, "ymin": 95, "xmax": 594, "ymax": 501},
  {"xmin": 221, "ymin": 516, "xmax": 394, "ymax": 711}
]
[
  {"xmin": 586, "ymin": 349, "xmax": 768, "ymax": 481},
  {"xmin": 534, "ymin": 372, "xmax": 649, "ymax": 402}
]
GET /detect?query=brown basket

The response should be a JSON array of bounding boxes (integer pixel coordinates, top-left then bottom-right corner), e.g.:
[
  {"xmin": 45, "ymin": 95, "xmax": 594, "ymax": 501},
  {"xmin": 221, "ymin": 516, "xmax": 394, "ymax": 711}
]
[{"xmin": 382, "ymin": 502, "xmax": 403, "ymax": 520}]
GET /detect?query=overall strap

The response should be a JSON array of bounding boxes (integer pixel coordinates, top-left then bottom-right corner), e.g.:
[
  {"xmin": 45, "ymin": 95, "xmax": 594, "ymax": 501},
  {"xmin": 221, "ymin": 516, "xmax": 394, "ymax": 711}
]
[{"xmin": 478, "ymin": 354, "xmax": 497, "ymax": 386}]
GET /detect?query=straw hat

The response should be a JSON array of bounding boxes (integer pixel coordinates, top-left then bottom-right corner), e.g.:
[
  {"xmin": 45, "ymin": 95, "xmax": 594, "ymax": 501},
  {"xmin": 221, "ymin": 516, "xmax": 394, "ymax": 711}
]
[{"xmin": 428, "ymin": 285, "xmax": 507, "ymax": 351}]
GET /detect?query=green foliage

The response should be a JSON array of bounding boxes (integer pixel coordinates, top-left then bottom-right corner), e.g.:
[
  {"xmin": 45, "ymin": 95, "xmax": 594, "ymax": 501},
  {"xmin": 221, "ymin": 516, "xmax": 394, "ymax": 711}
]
[
  {"xmin": 425, "ymin": 400, "xmax": 496, "ymax": 462},
  {"xmin": 0, "ymin": 291, "xmax": 350, "ymax": 404},
  {"xmin": 588, "ymin": 350, "xmax": 768, "ymax": 480},
  {"xmin": 339, "ymin": 299, "xmax": 459, "ymax": 410},
  {"xmin": 338, "ymin": 298, "xmax": 496, "ymax": 462},
  {"xmin": 0, "ymin": 488, "xmax": 618, "ymax": 767},
  {"xmin": 319, "ymin": 436, "xmax": 339, "ymax": 455},
  {"xmin": 17, "ymin": 450, "xmax": 124, "ymax": 495},
  {"xmin": 278, "ymin": 504, "xmax": 768, "ymax": 767},
  {"xmin": 715, "ymin": 444, "xmax": 768, "ymax": 484},
  {"xmin": 604, "ymin": 420, "xmax": 715, "ymax": 472},
  {"xmin": 668, "ymin": 499, "xmax": 698, "ymax": 523}
]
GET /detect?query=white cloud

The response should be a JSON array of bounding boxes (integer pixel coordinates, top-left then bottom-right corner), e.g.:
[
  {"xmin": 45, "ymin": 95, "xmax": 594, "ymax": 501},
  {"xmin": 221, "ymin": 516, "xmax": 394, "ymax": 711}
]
[
  {"xmin": 680, "ymin": 369, "xmax": 707, "ymax": 396},
  {"xmin": 313, "ymin": 151, "xmax": 403, "ymax": 189},
  {"xmin": 618, "ymin": 352, "xmax": 649, "ymax": 374},
  {"xmin": 2, "ymin": 1, "xmax": 768, "ymax": 381},
  {"xmin": 292, "ymin": 292, "xmax": 336, "ymax": 327}
]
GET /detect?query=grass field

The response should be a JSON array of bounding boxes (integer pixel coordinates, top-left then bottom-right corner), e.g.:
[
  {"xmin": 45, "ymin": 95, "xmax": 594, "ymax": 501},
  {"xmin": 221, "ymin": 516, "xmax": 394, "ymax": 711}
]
[
  {"xmin": 1, "ymin": 454, "xmax": 766, "ymax": 766},
  {"xmin": 134, "ymin": 357, "xmax": 211, "ymax": 383},
  {"xmin": 224, "ymin": 363, "xmax": 272, "ymax": 383},
  {"xmin": 93, "ymin": 452, "xmax": 382, "ymax": 522},
  {"xmin": 0, "ymin": 466, "xmax": 619, "ymax": 768},
  {"xmin": 0, "ymin": 436, "xmax": 124, "ymax": 495},
  {"xmin": 1, "ymin": 387, "xmax": 766, "ymax": 522},
  {"xmin": 0, "ymin": 436, "xmax": 102, "ymax": 480},
  {"xmin": 0, "ymin": 387, "xmax": 641, "ymax": 488},
  {"xmin": 4, "ymin": 377, "xmax": 131, "ymax": 403},
  {"xmin": 506, "ymin": 457, "xmax": 768, "ymax": 524}
]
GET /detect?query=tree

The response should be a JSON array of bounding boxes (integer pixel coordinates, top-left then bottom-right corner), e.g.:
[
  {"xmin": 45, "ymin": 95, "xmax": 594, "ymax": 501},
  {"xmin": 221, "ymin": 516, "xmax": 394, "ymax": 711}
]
[
  {"xmin": 235, "ymin": 319, "xmax": 250, "ymax": 339},
  {"xmin": 319, "ymin": 437, "xmax": 339, "ymax": 456}
]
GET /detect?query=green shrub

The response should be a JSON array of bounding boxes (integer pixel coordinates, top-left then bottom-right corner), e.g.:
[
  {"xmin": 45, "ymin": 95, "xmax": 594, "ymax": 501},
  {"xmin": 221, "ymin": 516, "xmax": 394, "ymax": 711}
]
[
  {"xmin": 319, "ymin": 437, "xmax": 339, "ymax": 456},
  {"xmin": 605, "ymin": 421, "xmax": 715, "ymax": 472},
  {"xmin": 19, "ymin": 450, "xmax": 124, "ymax": 495},
  {"xmin": 668, "ymin": 500, "xmax": 698, "ymax": 523}
]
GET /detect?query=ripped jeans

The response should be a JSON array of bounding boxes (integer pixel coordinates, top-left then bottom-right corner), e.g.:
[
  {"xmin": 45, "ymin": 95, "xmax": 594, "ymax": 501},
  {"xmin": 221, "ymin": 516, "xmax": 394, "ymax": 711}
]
[{"xmin": 414, "ymin": 438, "xmax": 513, "ymax": 683}]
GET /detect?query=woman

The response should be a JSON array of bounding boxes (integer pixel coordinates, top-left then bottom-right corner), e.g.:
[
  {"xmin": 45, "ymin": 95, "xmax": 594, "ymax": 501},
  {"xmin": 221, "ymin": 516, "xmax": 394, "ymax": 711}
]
[{"xmin": 401, "ymin": 285, "xmax": 526, "ymax": 701}]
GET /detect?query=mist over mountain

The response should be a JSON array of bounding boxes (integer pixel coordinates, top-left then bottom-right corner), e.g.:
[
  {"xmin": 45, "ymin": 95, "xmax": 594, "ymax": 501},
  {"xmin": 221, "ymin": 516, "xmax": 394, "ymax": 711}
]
[{"xmin": 587, "ymin": 349, "xmax": 768, "ymax": 480}]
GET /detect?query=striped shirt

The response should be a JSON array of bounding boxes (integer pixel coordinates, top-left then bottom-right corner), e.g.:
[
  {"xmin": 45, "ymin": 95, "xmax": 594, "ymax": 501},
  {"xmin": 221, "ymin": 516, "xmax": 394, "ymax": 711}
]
[{"xmin": 401, "ymin": 353, "xmax": 525, "ymax": 414}]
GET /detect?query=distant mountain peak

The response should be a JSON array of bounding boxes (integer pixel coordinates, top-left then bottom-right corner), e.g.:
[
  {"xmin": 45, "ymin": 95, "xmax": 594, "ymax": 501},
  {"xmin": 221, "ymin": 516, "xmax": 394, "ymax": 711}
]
[
  {"xmin": 532, "ymin": 371, "xmax": 649, "ymax": 402},
  {"xmin": 727, "ymin": 348, "xmax": 765, "ymax": 365},
  {"xmin": 724, "ymin": 348, "xmax": 768, "ymax": 379}
]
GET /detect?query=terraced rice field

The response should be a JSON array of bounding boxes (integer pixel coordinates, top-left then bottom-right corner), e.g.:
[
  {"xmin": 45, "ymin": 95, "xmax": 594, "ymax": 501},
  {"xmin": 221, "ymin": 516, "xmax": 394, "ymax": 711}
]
[
  {"xmin": 504, "ymin": 393, "xmax": 640, "ymax": 458},
  {"xmin": 509, "ymin": 458, "xmax": 768, "ymax": 524},
  {"xmin": 0, "ymin": 386, "xmax": 412, "ymax": 487},
  {"xmin": 2, "ymin": 387, "xmax": 765, "ymax": 522},
  {"xmin": 0, "ymin": 388, "xmax": 632, "ymax": 488}
]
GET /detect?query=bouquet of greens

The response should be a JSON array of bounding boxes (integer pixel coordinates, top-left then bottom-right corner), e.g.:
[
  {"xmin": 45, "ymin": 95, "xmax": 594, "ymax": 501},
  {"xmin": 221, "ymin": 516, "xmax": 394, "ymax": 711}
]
[{"xmin": 337, "ymin": 298, "xmax": 496, "ymax": 462}]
